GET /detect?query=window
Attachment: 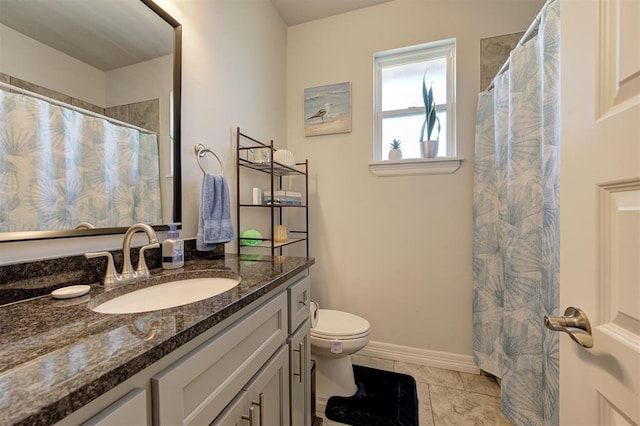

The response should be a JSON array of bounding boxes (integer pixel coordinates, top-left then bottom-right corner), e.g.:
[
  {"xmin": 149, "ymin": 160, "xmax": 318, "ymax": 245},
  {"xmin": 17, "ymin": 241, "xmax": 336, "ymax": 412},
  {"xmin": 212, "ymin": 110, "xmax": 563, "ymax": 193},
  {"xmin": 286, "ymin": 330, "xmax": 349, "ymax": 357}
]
[{"xmin": 373, "ymin": 39, "xmax": 456, "ymax": 162}]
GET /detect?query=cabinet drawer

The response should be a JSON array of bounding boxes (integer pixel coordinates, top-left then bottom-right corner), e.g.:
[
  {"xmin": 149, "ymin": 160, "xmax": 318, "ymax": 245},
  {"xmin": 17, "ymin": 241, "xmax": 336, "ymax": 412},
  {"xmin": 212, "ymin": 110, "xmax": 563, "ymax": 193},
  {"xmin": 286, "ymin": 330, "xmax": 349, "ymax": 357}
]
[
  {"xmin": 152, "ymin": 292, "xmax": 288, "ymax": 425},
  {"xmin": 288, "ymin": 274, "xmax": 310, "ymax": 333}
]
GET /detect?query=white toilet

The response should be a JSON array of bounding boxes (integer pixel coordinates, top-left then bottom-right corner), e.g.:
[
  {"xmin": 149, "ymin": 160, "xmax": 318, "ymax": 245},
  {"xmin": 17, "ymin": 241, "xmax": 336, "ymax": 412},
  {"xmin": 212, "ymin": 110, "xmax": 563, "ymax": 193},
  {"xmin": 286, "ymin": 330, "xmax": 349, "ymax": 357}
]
[{"xmin": 310, "ymin": 308, "xmax": 370, "ymax": 399}]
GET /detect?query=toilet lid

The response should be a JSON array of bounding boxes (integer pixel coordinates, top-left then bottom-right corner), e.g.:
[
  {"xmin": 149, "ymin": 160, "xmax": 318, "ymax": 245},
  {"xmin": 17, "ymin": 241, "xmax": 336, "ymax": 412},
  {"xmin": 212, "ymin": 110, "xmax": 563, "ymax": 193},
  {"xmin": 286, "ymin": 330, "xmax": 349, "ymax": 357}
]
[{"xmin": 311, "ymin": 309, "xmax": 370, "ymax": 339}]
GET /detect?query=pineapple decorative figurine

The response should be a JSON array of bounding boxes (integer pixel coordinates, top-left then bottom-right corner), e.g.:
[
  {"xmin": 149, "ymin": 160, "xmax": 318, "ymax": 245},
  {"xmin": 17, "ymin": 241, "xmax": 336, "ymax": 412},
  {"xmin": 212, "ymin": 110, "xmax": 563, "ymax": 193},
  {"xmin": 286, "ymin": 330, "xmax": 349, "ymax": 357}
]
[{"xmin": 389, "ymin": 139, "xmax": 402, "ymax": 160}]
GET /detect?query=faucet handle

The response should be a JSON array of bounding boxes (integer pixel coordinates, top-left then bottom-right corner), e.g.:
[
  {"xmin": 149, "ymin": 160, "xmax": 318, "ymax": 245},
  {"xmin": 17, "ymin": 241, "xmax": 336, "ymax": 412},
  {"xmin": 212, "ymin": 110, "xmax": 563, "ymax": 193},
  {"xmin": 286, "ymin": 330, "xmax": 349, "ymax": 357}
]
[
  {"xmin": 84, "ymin": 251, "xmax": 119, "ymax": 290},
  {"xmin": 136, "ymin": 242, "xmax": 160, "ymax": 278}
]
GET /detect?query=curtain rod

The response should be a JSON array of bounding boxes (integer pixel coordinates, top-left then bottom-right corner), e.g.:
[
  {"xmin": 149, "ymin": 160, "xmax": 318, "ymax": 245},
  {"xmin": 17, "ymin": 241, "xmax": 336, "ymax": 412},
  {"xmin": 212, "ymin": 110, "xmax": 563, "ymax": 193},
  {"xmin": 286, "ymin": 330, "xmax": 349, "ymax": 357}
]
[
  {"xmin": 0, "ymin": 80, "xmax": 157, "ymax": 135},
  {"xmin": 485, "ymin": 0, "xmax": 554, "ymax": 92}
]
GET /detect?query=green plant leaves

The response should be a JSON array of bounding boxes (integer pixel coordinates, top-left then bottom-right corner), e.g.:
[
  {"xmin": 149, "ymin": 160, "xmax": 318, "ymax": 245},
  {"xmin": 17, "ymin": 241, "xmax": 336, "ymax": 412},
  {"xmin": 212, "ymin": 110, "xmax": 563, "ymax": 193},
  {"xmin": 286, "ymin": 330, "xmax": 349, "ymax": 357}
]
[{"xmin": 420, "ymin": 70, "xmax": 439, "ymax": 143}]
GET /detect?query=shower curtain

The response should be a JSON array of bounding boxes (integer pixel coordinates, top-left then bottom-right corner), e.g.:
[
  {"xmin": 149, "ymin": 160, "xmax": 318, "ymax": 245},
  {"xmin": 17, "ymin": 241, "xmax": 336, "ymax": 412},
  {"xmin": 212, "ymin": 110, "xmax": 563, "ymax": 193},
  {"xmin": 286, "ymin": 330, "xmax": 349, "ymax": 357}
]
[
  {"xmin": 0, "ymin": 89, "xmax": 162, "ymax": 232},
  {"xmin": 473, "ymin": 0, "xmax": 560, "ymax": 424}
]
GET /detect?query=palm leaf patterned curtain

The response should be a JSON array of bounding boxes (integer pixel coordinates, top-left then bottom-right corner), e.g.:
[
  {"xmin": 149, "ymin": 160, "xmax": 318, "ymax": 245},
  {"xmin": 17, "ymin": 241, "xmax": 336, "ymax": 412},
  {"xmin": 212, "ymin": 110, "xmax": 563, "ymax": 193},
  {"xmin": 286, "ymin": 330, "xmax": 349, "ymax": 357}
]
[
  {"xmin": 0, "ymin": 90, "xmax": 162, "ymax": 232},
  {"xmin": 473, "ymin": 1, "xmax": 560, "ymax": 424}
]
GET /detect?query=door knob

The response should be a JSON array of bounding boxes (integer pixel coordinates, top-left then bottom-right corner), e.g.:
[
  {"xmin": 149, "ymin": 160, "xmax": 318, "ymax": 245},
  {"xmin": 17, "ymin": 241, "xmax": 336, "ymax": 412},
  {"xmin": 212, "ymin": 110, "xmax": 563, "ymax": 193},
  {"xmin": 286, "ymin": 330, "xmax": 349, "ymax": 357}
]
[{"xmin": 544, "ymin": 307, "xmax": 593, "ymax": 348}]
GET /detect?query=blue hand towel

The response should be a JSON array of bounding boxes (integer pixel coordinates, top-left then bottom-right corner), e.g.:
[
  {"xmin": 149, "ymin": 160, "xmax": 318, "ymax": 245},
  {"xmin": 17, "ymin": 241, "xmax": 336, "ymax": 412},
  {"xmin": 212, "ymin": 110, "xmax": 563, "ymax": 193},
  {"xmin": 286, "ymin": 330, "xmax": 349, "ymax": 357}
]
[{"xmin": 197, "ymin": 173, "xmax": 234, "ymax": 251}]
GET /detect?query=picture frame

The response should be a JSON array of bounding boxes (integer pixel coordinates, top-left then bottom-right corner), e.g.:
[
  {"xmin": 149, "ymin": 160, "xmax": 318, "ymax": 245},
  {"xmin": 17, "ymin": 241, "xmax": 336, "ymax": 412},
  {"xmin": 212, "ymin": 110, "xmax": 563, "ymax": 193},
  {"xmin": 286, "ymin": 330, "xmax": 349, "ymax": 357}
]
[{"xmin": 304, "ymin": 82, "xmax": 351, "ymax": 137}]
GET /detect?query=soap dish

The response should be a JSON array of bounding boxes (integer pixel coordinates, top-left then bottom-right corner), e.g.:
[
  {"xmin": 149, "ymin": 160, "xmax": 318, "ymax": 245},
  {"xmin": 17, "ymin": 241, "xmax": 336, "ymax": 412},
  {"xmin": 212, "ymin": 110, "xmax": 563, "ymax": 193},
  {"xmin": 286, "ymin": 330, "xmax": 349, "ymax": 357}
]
[{"xmin": 51, "ymin": 285, "xmax": 90, "ymax": 299}]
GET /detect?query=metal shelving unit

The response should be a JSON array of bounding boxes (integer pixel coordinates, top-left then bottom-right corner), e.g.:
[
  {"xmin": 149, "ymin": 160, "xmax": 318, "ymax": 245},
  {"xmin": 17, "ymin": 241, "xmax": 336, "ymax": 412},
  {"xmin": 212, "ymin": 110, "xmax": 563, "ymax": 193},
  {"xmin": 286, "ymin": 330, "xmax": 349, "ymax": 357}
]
[{"xmin": 236, "ymin": 127, "xmax": 309, "ymax": 257}]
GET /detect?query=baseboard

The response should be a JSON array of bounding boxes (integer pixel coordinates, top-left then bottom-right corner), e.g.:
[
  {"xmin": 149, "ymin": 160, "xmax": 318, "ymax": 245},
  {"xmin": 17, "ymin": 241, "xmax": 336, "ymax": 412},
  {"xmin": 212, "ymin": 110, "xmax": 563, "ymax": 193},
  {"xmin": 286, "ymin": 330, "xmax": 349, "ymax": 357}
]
[{"xmin": 358, "ymin": 340, "xmax": 480, "ymax": 374}]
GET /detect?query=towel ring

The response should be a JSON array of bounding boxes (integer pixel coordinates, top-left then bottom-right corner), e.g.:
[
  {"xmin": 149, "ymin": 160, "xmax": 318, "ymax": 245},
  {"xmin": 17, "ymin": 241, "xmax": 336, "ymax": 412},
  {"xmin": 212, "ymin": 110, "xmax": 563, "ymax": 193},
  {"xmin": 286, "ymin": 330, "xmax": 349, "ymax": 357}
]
[{"xmin": 195, "ymin": 143, "xmax": 224, "ymax": 175}]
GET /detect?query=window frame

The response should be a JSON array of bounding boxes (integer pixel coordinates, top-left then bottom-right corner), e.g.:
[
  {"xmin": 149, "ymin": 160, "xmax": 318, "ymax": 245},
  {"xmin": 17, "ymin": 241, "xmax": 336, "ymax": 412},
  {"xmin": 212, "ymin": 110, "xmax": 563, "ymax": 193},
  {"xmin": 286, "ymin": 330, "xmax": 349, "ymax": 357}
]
[{"xmin": 373, "ymin": 39, "xmax": 457, "ymax": 162}]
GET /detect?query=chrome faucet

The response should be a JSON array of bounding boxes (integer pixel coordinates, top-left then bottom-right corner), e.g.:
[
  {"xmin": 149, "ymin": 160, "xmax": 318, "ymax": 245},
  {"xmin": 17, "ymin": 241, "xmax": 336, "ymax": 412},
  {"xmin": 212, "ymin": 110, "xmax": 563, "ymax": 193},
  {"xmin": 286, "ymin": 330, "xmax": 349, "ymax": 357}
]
[
  {"xmin": 120, "ymin": 223, "xmax": 160, "ymax": 280},
  {"xmin": 85, "ymin": 223, "xmax": 160, "ymax": 290}
]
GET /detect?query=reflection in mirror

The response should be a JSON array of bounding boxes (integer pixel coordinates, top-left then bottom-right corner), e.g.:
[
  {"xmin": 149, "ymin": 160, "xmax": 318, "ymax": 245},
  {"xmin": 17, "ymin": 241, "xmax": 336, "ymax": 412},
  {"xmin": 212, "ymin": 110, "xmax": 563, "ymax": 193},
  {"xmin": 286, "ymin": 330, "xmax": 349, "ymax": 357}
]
[{"xmin": 0, "ymin": 0, "xmax": 181, "ymax": 242}]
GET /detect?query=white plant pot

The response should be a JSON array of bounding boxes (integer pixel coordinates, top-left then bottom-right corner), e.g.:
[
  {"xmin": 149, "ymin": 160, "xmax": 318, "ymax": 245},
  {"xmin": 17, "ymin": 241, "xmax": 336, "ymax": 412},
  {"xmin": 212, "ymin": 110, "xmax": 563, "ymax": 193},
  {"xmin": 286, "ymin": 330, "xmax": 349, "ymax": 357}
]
[
  {"xmin": 420, "ymin": 140, "xmax": 439, "ymax": 158},
  {"xmin": 389, "ymin": 149, "xmax": 402, "ymax": 160}
]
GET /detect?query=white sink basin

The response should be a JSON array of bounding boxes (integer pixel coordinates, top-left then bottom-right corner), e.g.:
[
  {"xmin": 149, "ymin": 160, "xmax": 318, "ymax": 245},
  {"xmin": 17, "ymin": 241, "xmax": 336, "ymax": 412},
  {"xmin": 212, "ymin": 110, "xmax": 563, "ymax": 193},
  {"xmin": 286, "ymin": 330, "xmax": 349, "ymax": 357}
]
[{"xmin": 92, "ymin": 277, "xmax": 241, "ymax": 314}]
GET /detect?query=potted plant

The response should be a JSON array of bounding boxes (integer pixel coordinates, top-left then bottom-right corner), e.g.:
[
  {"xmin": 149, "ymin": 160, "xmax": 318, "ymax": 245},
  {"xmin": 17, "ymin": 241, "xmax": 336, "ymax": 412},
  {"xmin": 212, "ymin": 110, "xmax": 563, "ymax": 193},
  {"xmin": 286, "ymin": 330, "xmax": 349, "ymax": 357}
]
[
  {"xmin": 419, "ymin": 70, "xmax": 441, "ymax": 158},
  {"xmin": 389, "ymin": 138, "xmax": 402, "ymax": 160}
]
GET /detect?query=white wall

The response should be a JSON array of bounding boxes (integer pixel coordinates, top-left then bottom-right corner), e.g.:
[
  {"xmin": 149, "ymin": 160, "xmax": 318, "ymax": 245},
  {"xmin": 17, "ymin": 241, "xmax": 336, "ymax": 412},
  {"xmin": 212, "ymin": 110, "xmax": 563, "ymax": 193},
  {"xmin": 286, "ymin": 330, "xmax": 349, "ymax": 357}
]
[
  {"xmin": 0, "ymin": 23, "xmax": 106, "ymax": 106},
  {"xmin": 0, "ymin": 0, "xmax": 287, "ymax": 264},
  {"xmin": 286, "ymin": 0, "xmax": 544, "ymax": 356},
  {"xmin": 155, "ymin": 0, "xmax": 288, "ymax": 240}
]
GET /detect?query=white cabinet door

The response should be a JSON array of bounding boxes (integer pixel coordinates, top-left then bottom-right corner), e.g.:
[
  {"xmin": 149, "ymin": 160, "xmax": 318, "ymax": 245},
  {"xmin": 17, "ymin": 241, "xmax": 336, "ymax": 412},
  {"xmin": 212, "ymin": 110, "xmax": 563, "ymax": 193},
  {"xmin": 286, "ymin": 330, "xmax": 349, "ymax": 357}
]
[
  {"xmin": 83, "ymin": 388, "xmax": 147, "ymax": 426},
  {"xmin": 245, "ymin": 346, "xmax": 290, "ymax": 426},
  {"xmin": 288, "ymin": 319, "xmax": 310, "ymax": 426},
  {"xmin": 560, "ymin": 0, "xmax": 640, "ymax": 424},
  {"xmin": 211, "ymin": 390, "xmax": 250, "ymax": 426}
]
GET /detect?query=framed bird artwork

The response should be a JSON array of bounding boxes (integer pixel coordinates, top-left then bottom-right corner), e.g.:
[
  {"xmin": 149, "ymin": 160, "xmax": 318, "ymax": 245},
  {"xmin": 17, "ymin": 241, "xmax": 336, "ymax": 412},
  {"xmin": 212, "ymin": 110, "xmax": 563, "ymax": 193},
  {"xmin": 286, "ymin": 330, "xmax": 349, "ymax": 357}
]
[{"xmin": 304, "ymin": 82, "xmax": 351, "ymax": 136}]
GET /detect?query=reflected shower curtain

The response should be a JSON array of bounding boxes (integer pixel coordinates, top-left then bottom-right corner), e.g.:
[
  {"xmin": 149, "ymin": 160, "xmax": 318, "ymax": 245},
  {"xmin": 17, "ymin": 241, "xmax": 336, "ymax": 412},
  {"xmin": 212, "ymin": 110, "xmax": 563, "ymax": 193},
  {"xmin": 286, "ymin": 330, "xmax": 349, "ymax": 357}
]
[
  {"xmin": 473, "ymin": 1, "xmax": 560, "ymax": 424},
  {"xmin": 0, "ymin": 90, "xmax": 162, "ymax": 232}
]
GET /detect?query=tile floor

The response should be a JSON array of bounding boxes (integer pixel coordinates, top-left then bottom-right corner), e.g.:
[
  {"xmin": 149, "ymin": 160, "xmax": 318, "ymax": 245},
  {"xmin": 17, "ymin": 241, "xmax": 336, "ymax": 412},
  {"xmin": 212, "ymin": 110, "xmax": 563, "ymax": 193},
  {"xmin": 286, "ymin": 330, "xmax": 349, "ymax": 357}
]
[{"xmin": 315, "ymin": 354, "xmax": 512, "ymax": 426}]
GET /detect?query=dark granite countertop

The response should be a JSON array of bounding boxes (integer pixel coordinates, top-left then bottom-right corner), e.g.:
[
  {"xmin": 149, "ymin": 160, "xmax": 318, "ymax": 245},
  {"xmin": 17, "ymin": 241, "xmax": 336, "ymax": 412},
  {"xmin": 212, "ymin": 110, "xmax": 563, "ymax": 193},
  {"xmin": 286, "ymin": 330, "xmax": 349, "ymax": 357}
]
[{"xmin": 0, "ymin": 254, "xmax": 314, "ymax": 425}]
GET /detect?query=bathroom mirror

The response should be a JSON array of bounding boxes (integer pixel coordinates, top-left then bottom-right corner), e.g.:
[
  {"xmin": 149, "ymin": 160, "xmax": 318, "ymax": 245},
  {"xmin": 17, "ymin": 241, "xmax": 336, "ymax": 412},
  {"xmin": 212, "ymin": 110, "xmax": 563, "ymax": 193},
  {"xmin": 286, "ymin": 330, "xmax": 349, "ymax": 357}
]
[{"xmin": 0, "ymin": 0, "xmax": 182, "ymax": 242}]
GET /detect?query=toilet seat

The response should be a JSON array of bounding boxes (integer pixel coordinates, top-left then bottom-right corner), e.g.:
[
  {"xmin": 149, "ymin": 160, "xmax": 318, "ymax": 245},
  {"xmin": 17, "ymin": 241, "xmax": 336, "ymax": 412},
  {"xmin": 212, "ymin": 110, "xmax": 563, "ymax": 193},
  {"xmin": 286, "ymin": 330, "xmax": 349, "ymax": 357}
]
[
  {"xmin": 311, "ymin": 309, "xmax": 370, "ymax": 340},
  {"xmin": 311, "ymin": 330, "xmax": 369, "ymax": 340}
]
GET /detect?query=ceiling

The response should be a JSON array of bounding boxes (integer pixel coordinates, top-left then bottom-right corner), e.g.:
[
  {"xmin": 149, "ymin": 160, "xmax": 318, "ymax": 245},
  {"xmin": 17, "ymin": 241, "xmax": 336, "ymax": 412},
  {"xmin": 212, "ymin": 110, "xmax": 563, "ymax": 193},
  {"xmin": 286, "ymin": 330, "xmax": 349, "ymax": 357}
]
[
  {"xmin": 272, "ymin": 0, "xmax": 394, "ymax": 26},
  {"xmin": 0, "ymin": 0, "xmax": 391, "ymax": 72},
  {"xmin": 0, "ymin": 0, "xmax": 173, "ymax": 71}
]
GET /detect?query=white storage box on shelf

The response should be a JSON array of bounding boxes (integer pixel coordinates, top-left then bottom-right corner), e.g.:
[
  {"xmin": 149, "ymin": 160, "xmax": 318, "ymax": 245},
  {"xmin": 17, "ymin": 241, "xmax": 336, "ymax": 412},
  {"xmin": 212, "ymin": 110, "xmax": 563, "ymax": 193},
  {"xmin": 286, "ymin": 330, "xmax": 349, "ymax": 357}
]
[{"xmin": 264, "ymin": 191, "xmax": 302, "ymax": 206}]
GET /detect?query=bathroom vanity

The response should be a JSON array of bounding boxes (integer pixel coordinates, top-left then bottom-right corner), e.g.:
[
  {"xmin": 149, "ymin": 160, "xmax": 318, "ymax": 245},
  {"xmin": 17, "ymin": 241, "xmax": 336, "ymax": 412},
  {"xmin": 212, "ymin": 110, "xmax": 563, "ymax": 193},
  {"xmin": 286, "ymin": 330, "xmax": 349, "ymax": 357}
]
[{"xmin": 0, "ymin": 255, "xmax": 314, "ymax": 425}]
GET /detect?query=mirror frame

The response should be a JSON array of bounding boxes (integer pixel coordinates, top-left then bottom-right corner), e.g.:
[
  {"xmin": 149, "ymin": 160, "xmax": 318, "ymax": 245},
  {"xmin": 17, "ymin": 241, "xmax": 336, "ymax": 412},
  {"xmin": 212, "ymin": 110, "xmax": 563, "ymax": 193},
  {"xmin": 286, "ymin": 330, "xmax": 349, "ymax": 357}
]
[{"xmin": 0, "ymin": 0, "xmax": 182, "ymax": 243}]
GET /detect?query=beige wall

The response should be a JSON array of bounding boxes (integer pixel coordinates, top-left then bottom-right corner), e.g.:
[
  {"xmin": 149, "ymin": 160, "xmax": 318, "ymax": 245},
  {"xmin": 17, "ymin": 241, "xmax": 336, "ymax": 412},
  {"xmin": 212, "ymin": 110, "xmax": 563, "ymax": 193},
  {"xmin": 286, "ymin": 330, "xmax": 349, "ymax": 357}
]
[{"xmin": 286, "ymin": 0, "xmax": 543, "ymax": 355}]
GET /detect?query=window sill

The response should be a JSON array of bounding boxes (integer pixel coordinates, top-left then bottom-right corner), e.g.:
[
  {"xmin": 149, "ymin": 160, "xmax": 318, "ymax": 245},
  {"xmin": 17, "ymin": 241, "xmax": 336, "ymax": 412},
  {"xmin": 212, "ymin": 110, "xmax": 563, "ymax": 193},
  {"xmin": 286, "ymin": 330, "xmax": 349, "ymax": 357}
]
[{"xmin": 368, "ymin": 157, "xmax": 463, "ymax": 177}]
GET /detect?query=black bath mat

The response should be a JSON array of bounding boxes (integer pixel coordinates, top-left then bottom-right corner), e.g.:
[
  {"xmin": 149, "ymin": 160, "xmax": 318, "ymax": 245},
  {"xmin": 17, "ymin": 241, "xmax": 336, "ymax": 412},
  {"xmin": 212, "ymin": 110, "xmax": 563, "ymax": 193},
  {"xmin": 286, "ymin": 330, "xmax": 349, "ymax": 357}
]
[{"xmin": 325, "ymin": 365, "xmax": 419, "ymax": 426}]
